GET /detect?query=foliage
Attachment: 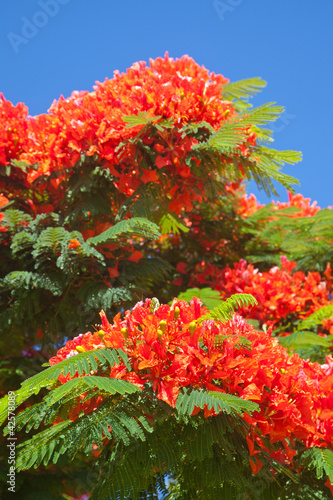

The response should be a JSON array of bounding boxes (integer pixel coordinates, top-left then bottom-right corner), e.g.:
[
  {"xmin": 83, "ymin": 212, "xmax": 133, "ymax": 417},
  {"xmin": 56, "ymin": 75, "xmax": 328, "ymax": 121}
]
[{"xmin": 0, "ymin": 55, "xmax": 332, "ymax": 499}]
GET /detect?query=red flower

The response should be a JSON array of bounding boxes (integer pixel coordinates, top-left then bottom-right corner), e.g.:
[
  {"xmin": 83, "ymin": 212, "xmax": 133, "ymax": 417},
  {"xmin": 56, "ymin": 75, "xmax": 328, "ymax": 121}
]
[
  {"xmin": 68, "ymin": 239, "xmax": 81, "ymax": 249},
  {"xmin": 48, "ymin": 296, "xmax": 333, "ymax": 470}
]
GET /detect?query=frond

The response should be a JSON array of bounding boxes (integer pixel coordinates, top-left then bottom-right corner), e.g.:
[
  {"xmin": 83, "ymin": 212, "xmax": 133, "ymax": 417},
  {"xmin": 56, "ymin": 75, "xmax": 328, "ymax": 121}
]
[
  {"xmin": 261, "ymin": 147, "xmax": 303, "ymax": 165},
  {"xmin": 193, "ymin": 102, "xmax": 302, "ymax": 196},
  {"xmin": 56, "ymin": 235, "xmax": 106, "ymax": 272},
  {"xmin": 76, "ymin": 282, "xmax": 134, "ymax": 310},
  {"xmin": 245, "ymin": 102, "xmax": 285, "ymax": 126},
  {"xmin": 32, "ymin": 227, "xmax": 69, "ymax": 259},
  {"xmin": 250, "ymin": 125, "xmax": 273, "ymax": 145},
  {"xmin": 159, "ymin": 213, "xmax": 189, "ymax": 235},
  {"xmin": 1, "ymin": 271, "xmax": 64, "ymax": 296},
  {"xmin": 0, "ymin": 348, "xmax": 130, "ymax": 425},
  {"xmin": 301, "ymin": 447, "xmax": 333, "ymax": 482},
  {"xmin": 175, "ymin": 387, "xmax": 259, "ymax": 417},
  {"xmin": 15, "ymin": 398, "xmax": 152, "ymax": 471},
  {"xmin": 205, "ymin": 119, "xmax": 250, "ymax": 151},
  {"xmin": 222, "ymin": 77, "xmax": 267, "ymax": 102},
  {"xmin": 198, "ymin": 293, "xmax": 257, "ymax": 324},
  {"xmin": 115, "ymin": 183, "xmax": 162, "ymax": 221},
  {"xmin": 295, "ymin": 304, "xmax": 333, "ymax": 332},
  {"xmin": 86, "ymin": 217, "xmax": 161, "ymax": 246},
  {"xmin": 1, "ymin": 208, "xmax": 32, "ymax": 232},
  {"xmin": 179, "ymin": 120, "xmax": 214, "ymax": 139},
  {"xmin": 28, "ymin": 211, "xmax": 60, "ymax": 231},
  {"xmin": 278, "ymin": 331, "xmax": 332, "ymax": 350},
  {"xmin": 123, "ymin": 111, "xmax": 161, "ymax": 128},
  {"xmin": 247, "ymin": 146, "xmax": 301, "ymax": 196},
  {"xmin": 12, "ymin": 376, "xmax": 141, "ymax": 435},
  {"xmin": 10, "ymin": 230, "xmax": 37, "ymax": 256},
  {"xmin": 90, "ymin": 450, "xmax": 144, "ymax": 500}
]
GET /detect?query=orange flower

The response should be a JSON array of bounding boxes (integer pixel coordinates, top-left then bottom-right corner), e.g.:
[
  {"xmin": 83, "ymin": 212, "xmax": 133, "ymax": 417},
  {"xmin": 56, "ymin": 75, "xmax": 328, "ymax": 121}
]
[
  {"xmin": 67, "ymin": 239, "xmax": 81, "ymax": 249},
  {"xmin": 192, "ymin": 256, "xmax": 333, "ymax": 330},
  {"xmin": 0, "ymin": 55, "xmax": 255, "ymax": 215},
  {"xmin": 48, "ymin": 296, "xmax": 333, "ymax": 470}
]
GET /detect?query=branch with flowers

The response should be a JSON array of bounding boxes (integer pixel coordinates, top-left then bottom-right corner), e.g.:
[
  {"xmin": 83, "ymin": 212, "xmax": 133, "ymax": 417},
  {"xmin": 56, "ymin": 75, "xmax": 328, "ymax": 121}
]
[
  {"xmin": 1, "ymin": 296, "xmax": 333, "ymax": 498},
  {"xmin": 0, "ymin": 54, "xmax": 333, "ymax": 499}
]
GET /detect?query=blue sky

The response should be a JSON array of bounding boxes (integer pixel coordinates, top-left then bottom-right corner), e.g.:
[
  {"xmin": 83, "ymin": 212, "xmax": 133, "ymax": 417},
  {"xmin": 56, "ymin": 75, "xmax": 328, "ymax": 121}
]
[{"xmin": 1, "ymin": 0, "xmax": 332, "ymax": 207}]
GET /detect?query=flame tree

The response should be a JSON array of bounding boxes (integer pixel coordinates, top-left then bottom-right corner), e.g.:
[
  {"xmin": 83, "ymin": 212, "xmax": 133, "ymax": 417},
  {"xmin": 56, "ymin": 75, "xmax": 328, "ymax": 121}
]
[{"xmin": 0, "ymin": 55, "xmax": 333, "ymax": 499}]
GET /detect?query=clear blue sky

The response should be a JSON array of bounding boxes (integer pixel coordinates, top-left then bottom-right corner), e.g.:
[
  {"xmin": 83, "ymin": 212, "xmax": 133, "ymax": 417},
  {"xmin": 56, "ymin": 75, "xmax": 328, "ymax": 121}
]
[{"xmin": 1, "ymin": 0, "xmax": 332, "ymax": 207}]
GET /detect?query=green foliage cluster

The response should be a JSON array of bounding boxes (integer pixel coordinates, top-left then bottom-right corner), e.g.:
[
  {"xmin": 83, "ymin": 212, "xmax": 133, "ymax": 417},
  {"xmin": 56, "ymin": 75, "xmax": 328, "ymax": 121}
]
[
  {"xmin": 0, "ymin": 162, "xmax": 169, "ymax": 359},
  {"xmin": 243, "ymin": 205, "xmax": 333, "ymax": 272}
]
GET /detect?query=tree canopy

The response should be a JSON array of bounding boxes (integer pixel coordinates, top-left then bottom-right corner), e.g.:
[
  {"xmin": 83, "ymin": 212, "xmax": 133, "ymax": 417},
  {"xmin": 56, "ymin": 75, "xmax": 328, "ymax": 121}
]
[{"xmin": 0, "ymin": 54, "xmax": 332, "ymax": 499}]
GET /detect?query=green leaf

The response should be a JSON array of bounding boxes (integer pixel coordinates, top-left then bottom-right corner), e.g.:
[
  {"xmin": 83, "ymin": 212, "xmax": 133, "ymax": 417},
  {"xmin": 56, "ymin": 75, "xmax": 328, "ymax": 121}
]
[
  {"xmin": 176, "ymin": 387, "xmax": 259, "ymax": 417},
  {"xmin": 278, "ymin": 331, "xmax": 332, "ymax": 350},
  {"xmin": 0, "ymin": 348, "xmax": 130, "ymax": 426},
  {"xmin": 123, "ymin": 111, "xmax": 161, "ymax": 128},
  {"xmin": 160, "ymin": 213, "xmax": 189, "ymax": 235},
  {"xmin": 177, "ymin": 287, "xmax": 222, "ymax": 310},
  {"xmin": 82, "ymin": 376, "xmax": 141, "ymax": 395},
  {"xmin": 1, "ymin": 208, "xmax": 32, "ymax": 232},
  {"xmin": 295, "ymin": 304, "xmax": 333, "ymax": 332},
  {"xmin": 198, "ymin": 293, "xmax": 258, "ymax": 324},
  {"xmin": 301, "ymin": 447, "xmax": 333, "ymax": 482},
  {"xmin": 243, "ymin": 102, "xmax": 284, "ymax": 126},
  {"xmin": 206, "ymin": 120, "xmax": 250, "ymax": 150},
  {"xmin": 86, "ymin": 217, "xmax": 160, "ymax": 246},
  {"xmin": 222, "ymin": 77, "xmax": 267, "ymax": 102}
]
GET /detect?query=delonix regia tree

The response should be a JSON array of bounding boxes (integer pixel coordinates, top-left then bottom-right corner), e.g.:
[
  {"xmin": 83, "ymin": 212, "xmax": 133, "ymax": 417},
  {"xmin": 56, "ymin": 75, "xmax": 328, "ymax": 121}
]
[{"xmin": 0, "ymin": 54, "xmax": 333, "ymax": 499}]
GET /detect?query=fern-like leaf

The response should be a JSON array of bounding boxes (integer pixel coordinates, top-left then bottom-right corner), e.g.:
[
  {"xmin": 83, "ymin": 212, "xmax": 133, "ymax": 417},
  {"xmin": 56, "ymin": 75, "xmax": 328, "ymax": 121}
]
[
  {"xmin": 0, "ymin": 348, "xmax": 129, "ymax": 425},
  {"xmin": 278, "ymin": 331, "xmax": 332, "ymax": 350},
  {"xmin": 175, "ymin": 387, "xmax": 259, "ymax": 417},
  {"xmin": 222, "ymin": 77, "xmax": 267, "ymax": 102},
  {"xmin": 1, "ymin": 271, "xmax": 63, "ymax": 296},
  {"xmin": 159, "ymin": 213, "xmax": 189, "ymax": 235},
  {"xmin": 1, "ymin": 208, "xmax": 32, "ymax": 232},
  {"xmin": 198, "ymin": 293, "xmax": 257, "ymax": 324},
  {"xmin": 244, "ymin": 102, "xmax": 285, "ymax": 126},
  {"xmin": 16, "ymin": 398, "xmax": 152, "ymax": 471},
  {"xmin": 206, "ymin": 119, "xmax": 250, "ymax": 151},
  {"xmin": 77, "ymin": 282, "xmax": 134, "ymax": 310},
  {"xmin": 86, "ymin": 217, "xmax": 160, "ymax": 246},
  {"xmin": 115, "ymin": 183, "xmax": 162, "ymax": 221},
  {"xmin": 10, "ymin": 376, "xmax": 141, "ymax": 435},
  {"xmin": 301, "ymin": 447, "xmax": 333, "ymax": 482},
  {"xmin": 295, "ymin": 303, "xmax": 333, "ymax": 332},
  {"xmin": 123, "ymin": 111, "xmax": 162, "ymax": 128}
]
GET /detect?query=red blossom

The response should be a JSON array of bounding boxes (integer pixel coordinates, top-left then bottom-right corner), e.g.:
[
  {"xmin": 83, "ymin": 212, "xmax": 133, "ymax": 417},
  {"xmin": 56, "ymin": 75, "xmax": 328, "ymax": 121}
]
[
  {"xmin": 191, "ymin": 256, "xmax": 333, "ymax": 330},
  {"xmin": 49, "ymin": 297, "xmax": 333, "ymax": 470},
  {"xmin": 0, "ymin": 55, "xmax": 256, "ymax": 214}
]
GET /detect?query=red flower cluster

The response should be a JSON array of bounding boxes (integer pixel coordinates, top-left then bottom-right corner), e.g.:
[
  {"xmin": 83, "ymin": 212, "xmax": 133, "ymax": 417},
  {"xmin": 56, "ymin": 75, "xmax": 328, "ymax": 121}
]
[
  {"xmin": 192, "ymin": 256, "xmax": 333, "ymax": 329},
  {"xmin": 0, "ymin": 55, "xmax": 256, "ymax": 214},
  {"xmin": 49, "ymin": 297, "xmax": 333, "ymax": 471},
  {"xmin": 0, "ymin": 94, "xmax": 28, "ymax": 166},
  {"xmin": 238, "ymin": 191, "xmax": 321, "ymax": 219}
]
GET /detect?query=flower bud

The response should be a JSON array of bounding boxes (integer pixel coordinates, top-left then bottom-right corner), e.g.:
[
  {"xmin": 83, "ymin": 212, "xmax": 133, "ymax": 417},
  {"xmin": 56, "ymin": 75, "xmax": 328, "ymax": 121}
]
[
  {"xmin": 76, "ymin": 346, "xmax": 86, "ymax": 353},
  {"xmin": 174, "ymin": 306, "xmax": 180, "ymax": 320},
  {"xmin": 121, "ymin": 327, "xmax": 128, "ymax": 339},
  {"xmin": 157, "ymin": 329, "xmax": 163, "ymax": 339},
  {"xmin": 159, "ymin": 320, "xmax": 167, "ymax": 333},
  {"xmin": 98, "ymin": 330, "xmax": 105, "ymax": 340},
  {"xmin": 189, "ymin": 322, "xmax": 196, "ymax": 335}
]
